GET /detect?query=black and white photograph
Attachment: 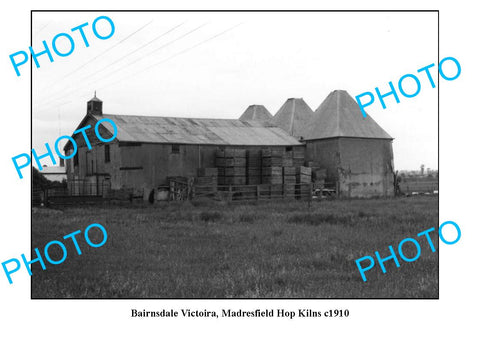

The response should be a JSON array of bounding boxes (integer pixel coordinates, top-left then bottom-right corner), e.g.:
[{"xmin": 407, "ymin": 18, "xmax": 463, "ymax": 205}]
[
  {"xmin": 1, "ymin": 1, "xmax": 478, "ymax": 339},
  {"xmin": 30, "ymin": 11, "xmax": 438, "ymax": 298}
]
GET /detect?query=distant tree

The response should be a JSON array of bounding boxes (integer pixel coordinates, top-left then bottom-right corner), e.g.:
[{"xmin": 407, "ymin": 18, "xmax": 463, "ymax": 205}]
[{"xmin": 33, "ymin": 167, "xmax": 51, "ymax": 190}]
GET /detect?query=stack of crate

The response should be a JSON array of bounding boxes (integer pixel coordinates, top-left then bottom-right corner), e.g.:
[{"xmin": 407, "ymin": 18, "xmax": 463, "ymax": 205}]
[
  {"xmin": 195, "ymin": 168, "xmax": 218, "ymax": 195},
  {"xmin": 282, "ymin": 150, "xmax": 295, "ymax": 197},
  {"xmin": 216, "ymin": 148, "xmax": 247, "ymax": 185},
  {"xmin": 283, "ymin": 166, "xmax": 296, "ymax": 198},
  {"xmin": 296, "ymin": 166, "xmax": 312, "ymax": 199},
  {"xmin": 283, "ymin": 150, "xmax": 293, "ymax": 167},
  {"xmin": 262, "ymin": 149, "xmax": 283, "ymax": 197},
  {"xmin": 262, "ymin": 166, "xmax": 283, "ymax": 184},
  {"xmin": 262, "ymin": 149, "xmax": 283, "ymax": 184},
  {"xmin": 296, "ymin": 166, "xmax": 312, "ymax": 183},
  {"xmin": 247, "ymin": 149, "xmax": 262, "ymax": 185},
  {"xmin": 293, "ymin": 147, "xmax": 305, "ymax": 167}
]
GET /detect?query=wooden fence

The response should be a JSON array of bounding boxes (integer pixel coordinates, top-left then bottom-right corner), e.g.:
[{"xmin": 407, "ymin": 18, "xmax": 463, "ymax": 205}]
[
  {"xmin": 399, "ymin": 180, "xmax": 439, "ymax": 194},
  {"xmin": 189, "ymin": 182, "xmax": 313, "ymax": 202}
]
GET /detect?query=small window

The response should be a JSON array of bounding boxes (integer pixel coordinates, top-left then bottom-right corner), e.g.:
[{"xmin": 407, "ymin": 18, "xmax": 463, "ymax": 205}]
[
  {"xmin": 105, "ymin": 144, "xmax": 111, "ymax": 163},
  {"xmin": 74, "ymin": 153, "xmax": 79, "ymax": 166},
  {"xmin": 286, "ymin": 146, "xmax": 293, "ymax": 152},
  {"xmin": 171, "ymin": 144, "xmax": 180, "ymax": 154}
]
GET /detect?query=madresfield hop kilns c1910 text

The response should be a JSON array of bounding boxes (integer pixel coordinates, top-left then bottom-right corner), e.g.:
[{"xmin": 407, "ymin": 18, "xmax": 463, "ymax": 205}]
[{"xmin": 131, "ymin": 308, "xmax": 349, "ymax": 318}]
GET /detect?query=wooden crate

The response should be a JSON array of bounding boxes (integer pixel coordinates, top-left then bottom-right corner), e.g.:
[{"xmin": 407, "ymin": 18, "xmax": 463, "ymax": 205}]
[
  {"xmin": 293, "ymin": 158, "xmax": 304, "ymax": 167},
  {"xmin": 282, "ymin": 158, "xmax": 293, "ymax": 167},
  {"xmin": 247, "ymin": 167, "xmax": 261, "ymax": 176},
  {"xmin": 215, "ymin": 157, "xmax": 226, "ymax": 167},
  {"xmin": 234, "ymin": 185, "xmax": 257, "ymax": 199},
  {"xmin": 262, "ymin": 176, "xmax": 283, "ymax": 185},
  {"xmin": 224, "ymin": 149, "xmax": 247, "ymax": 158},
  {"xmin": 225, "ymin": 167, "xmax": 246, "ymax": 177},
  {"xmin": 296, "ymin": 166, "xmax": 312, "ymax": 176},
  {"xmin": 224, "ymin": 176, "xmax": 247, "ymax": 185},
  {"xmin": 262, "ymin": 157, "xmax": 283, "ymax": 167},
  {"xmin": 247, "ymin": 158, "xmax": 262, "ymax": 167},
  {"xmin": 247, "ymin": 149, "xmax": 262, "ymax": 161},
  {"xmin": 262, "ymin": 149, "xmax": 284, "ymax": 157},
  {"xmin": 296, "ymin": 174, "xmax": 312, "ymax": 184},
  {"xmin": 283, "ymin": 166, "xmax": 296, "ymax": 176},
  {"xmin": 248, "ymin": 176, "xmax": 261, "ymax": 185},
  {"xmin": 293, "ymin": 147, "xmax": 305, "ymax": 158},
  {"xmin": 295, "ymin": 183, "xmax": 312, "ymax": 198},
  {"xmin": 223, "ymin": 158, "xmax": 246, "ymax": 167},
  {"xmin": 284, "ymin": 184, "xmax": 296, "ymax": 197},
  {"xmin": 283, "ymin": 175, "xmax": 296, "ymax": 184},
  {"xmin": 262, "ymin": 167, "xmax": 283, "ymax": 176}
]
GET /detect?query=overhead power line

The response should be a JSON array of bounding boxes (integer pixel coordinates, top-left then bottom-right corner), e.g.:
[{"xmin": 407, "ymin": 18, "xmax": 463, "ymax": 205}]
[
  {"xmin": 137, "ymin": 23, "xmax": 243, "ymax": 77},
  {"xmin": 37, "ymin": 19, "xmax": 155, "ymax": 105},
  {"xmin": 62, "ymin": 19, "xmax": 154, "ymax": 78},
  {"xmin": 78, "ymin": 21, "xmax": 185, "ymax": 83},
  {"xmin": 36, "ymin": 21, "xmax": 179, "ymax": 107},
  {"xmin": 93, "ymin": 23, "xmax": 207, "ymax": 85},
  {"xmin": 96, "ymin": 22, "xmax": 241, "ymax": 92},
  {"xmin": 36, "ymin": 23, "xmax": 241, "ymax": 112}
]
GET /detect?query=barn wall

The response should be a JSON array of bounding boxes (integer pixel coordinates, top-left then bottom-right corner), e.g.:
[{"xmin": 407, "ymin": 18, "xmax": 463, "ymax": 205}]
[
  {"xmin": 337, "ymin": 138, "xmax": 394, "ymax": 198},
  {"xmin": 305, "ymin": 137, "xmax": 394, "ymax": 198},
  {"xmin": 117, "ymin": 144, "xmax": 299, "ymax": 189},
  {"xmin": 65, "ymin": 116, "xmax": 119, "ymax": 194},
  {"xmin": 111, "ymin": 144, "xmax": 302, "ymax": 196},
  {"xmin": 305, "ymin": 139, "xmax": 341, "ymax": 181}
]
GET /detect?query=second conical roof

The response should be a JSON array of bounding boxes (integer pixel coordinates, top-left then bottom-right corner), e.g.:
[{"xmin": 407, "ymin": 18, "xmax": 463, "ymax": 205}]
[{"xmin": 272, "ymin": 98, "xmax": 314, "ymax": 137}]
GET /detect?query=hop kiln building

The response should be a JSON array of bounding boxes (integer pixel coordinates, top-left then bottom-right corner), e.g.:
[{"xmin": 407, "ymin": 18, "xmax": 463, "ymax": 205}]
[{"xmin": 63, "ymin": 90, "xmax": 394, "ymax": 198}]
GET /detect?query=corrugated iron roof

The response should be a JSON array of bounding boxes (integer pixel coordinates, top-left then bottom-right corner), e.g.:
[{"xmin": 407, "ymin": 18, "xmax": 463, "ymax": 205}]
[
  {"xmin": 272, "ymin": 98, "xmax": 314, "ymax": 138},
  {"xmin": 305, "ymin": 90, "xmax": 392, "ymax": 140},
  {"xmin": 94, "ymin": 114, "xmax": 301, "ymax": 146},
  {"xmin": 239, "ymin": 105, "xmax": 273, "ymax": 122}
]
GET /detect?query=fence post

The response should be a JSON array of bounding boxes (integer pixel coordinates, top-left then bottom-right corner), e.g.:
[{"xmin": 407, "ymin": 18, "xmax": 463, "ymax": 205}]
[
  {"xmin": 256, "ymin": 185, "xmax": 260, "ymax": 200},
  {"xmin": 308, "ymin": 182, "xmax": 312, "ymax": 208},
  {"xmin": 171, "ymin": 181, "xmax": 174, "ymax": 201}
]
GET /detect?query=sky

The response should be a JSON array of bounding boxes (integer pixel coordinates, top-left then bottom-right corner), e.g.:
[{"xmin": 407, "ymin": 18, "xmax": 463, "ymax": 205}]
[{"xmin": 31, "ymin": 11, "xmax": 438, "ymax": 171}]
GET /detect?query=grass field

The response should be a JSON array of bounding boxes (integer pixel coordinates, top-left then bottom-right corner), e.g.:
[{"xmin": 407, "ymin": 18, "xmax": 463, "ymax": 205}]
[{"xmin": 31, "ymin": 196, "xmax": 439, "ymax": 298}]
